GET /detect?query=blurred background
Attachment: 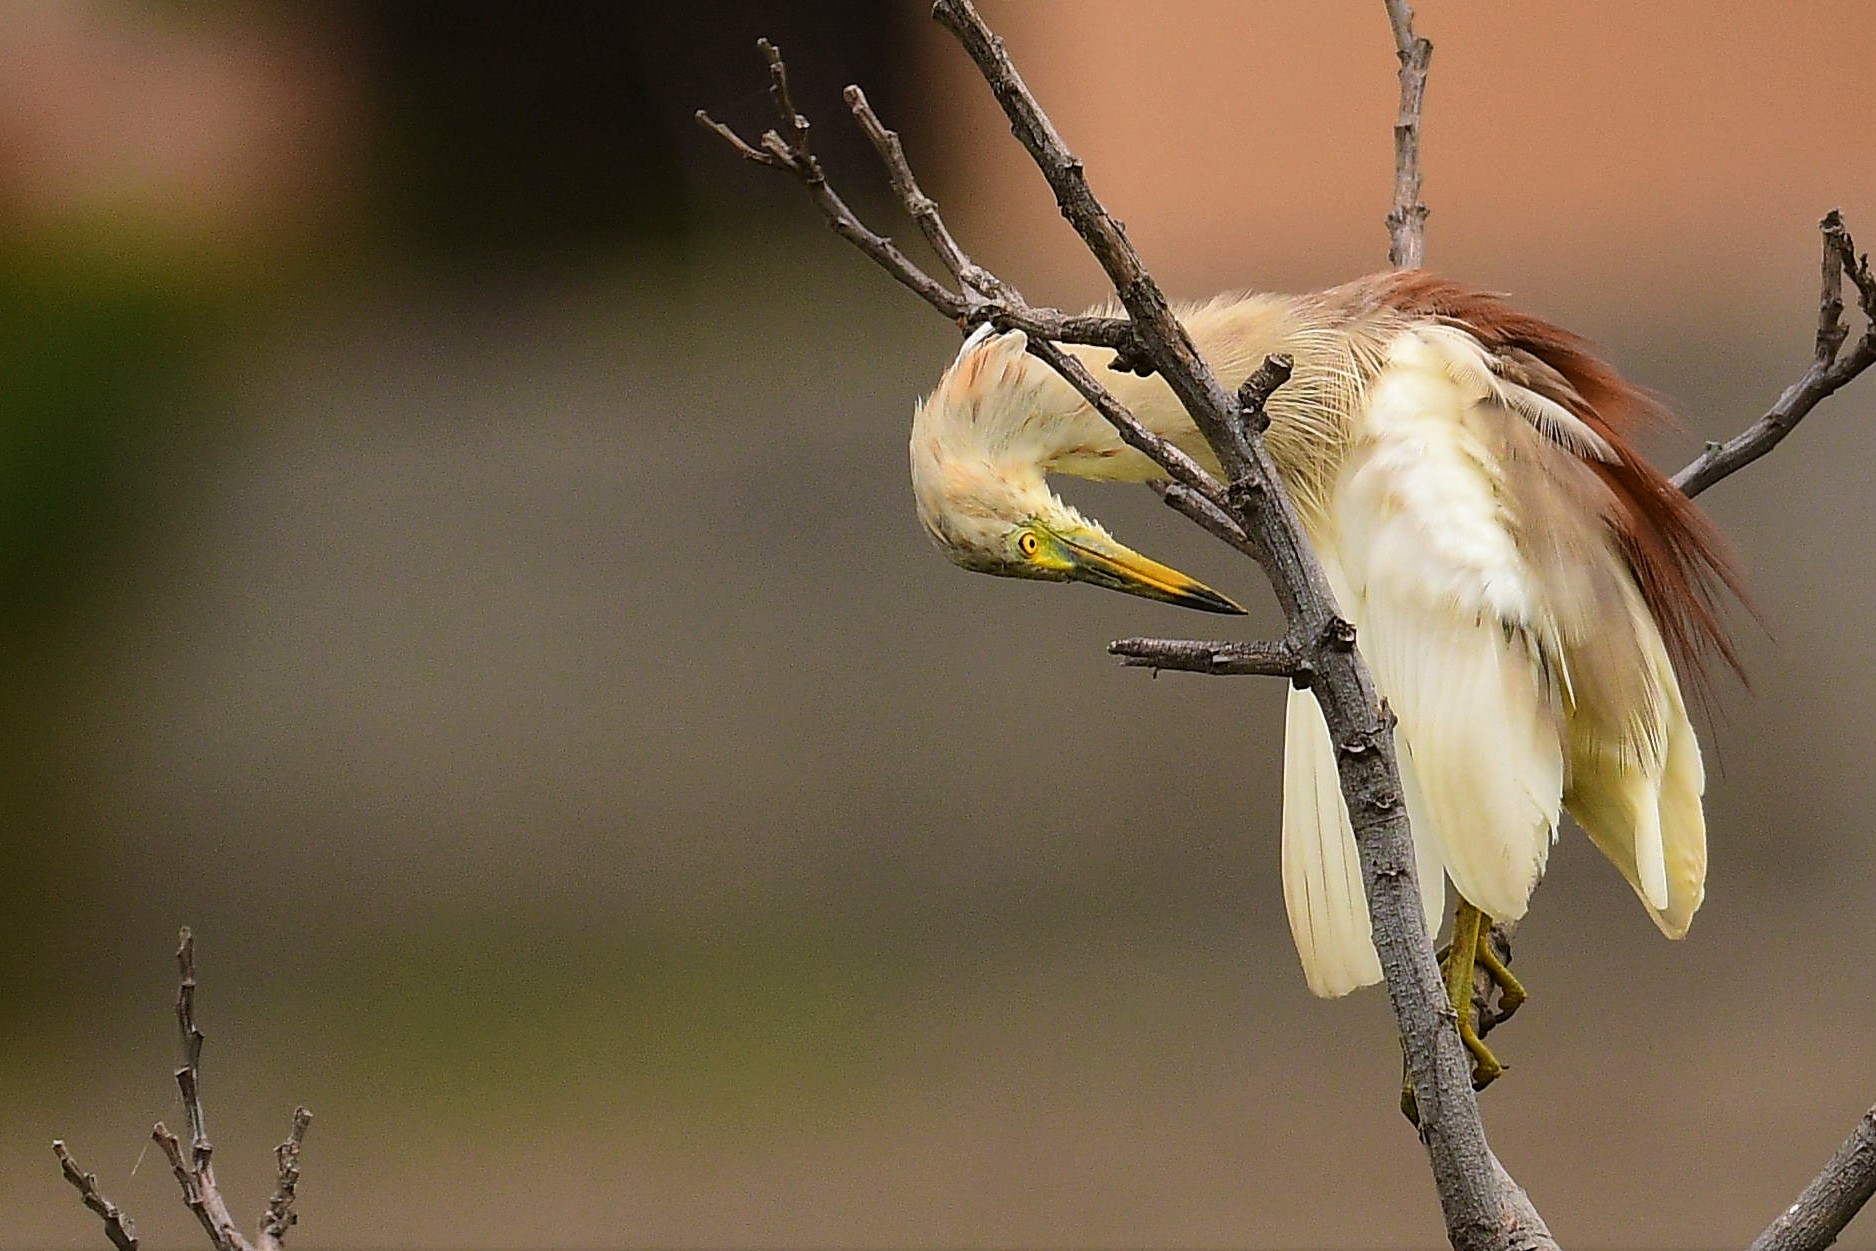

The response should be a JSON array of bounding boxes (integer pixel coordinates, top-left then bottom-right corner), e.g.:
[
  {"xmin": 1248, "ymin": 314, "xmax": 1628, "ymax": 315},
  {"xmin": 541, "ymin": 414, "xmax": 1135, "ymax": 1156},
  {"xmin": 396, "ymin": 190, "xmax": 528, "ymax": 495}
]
[{"xmin": 3, "ymin": 2, "xmax": 1875, "ymax": 1247}]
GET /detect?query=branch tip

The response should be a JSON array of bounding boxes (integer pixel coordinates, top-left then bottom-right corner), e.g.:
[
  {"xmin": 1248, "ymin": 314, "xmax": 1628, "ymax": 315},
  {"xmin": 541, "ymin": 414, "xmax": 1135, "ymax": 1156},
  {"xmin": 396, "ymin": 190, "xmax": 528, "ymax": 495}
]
[
  {"xmin": 1383, "ymin": 0, "xmax": 1432, "ymax": 268},
  {"xmin": 1675, "ymin": 210, "xmax": 1876, "ymax": 497},
  {"xmin": 55, "ymin": 1140, "xmax": 141, "ymax": 1251}
]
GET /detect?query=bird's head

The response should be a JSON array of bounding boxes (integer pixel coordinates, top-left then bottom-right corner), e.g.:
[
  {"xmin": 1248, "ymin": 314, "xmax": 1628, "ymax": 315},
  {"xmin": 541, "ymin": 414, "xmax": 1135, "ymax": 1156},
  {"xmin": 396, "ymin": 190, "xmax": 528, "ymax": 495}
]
[{"xmin": 909, "ymin": 327, "xmax": 1244, "ymax": 615}]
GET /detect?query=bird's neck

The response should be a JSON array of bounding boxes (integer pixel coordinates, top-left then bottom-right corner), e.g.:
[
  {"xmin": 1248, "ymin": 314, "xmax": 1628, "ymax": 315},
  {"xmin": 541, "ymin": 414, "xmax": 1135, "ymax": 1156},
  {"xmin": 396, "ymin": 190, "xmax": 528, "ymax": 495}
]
[{"xmin": 1038, "ymin": 292, "xmax": 1371, "ymax": 526}]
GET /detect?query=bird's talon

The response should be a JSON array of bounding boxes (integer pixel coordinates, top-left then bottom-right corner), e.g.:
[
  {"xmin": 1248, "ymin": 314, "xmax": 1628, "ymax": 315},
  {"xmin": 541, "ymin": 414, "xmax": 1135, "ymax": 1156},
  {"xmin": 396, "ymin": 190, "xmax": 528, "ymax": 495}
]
[{"xmin": 1472, "ymin": 924, "xmax": 1526, "ymax": 1023}]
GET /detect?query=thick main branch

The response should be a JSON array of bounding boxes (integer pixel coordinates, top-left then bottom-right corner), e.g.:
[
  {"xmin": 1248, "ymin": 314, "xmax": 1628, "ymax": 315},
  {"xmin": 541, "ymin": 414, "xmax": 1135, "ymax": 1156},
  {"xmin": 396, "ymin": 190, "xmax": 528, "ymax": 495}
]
[{"xmin": 926, "ymin": 4, "xmax": 1548, "ymax": 1247}]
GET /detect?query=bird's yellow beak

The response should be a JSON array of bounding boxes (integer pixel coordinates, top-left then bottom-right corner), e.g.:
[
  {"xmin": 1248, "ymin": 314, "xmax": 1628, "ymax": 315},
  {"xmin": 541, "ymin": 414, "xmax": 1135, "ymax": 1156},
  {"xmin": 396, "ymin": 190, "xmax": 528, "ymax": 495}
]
[{"xmin": 1044, "ymin": 526, "xmax": 1246, "ymax": 615}]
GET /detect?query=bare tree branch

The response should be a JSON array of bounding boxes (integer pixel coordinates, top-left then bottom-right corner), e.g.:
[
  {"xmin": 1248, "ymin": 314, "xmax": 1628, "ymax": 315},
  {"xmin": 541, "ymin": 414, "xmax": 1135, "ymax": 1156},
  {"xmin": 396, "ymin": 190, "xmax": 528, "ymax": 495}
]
[
  {"xmin": 709, "ymin": 6, "xmax": 1550, "ymax": 1247},
  {"xmin": 1109, "ymin": 635, "xmax": 1306, "ymax": 679},
  {"xmin": 1384, "ymin": 0, "xmax": 1433, "ymax": 268},
  {"xmin": 698, "ymin": 48, "xmax": 1144, "ymax": 359},
  {"xmin": 922, "ymin": 5, "xmax": 1552, "ymax": 1248},
  {"xmin": 258, "ymin": 1108, "xmax": 314, "ymax": 1251},
  {"xmin": 53, "ymin": 1141, "xmax": 140, "ymax": 1251},
  {"xmin": 56, "ymin": 930, "xmax": 311, "ymax": 1251},
  {"xmin": 154, "ymin": 929, "xmax": 251, "ymax": 1251},
  {"xmin": 1751, "ymin": 1105, "xmax": 1876, "ymax": 1251},
  {"xmin": 1675, "ymin": 211, "xmax": 1876, "ymax": 498}
]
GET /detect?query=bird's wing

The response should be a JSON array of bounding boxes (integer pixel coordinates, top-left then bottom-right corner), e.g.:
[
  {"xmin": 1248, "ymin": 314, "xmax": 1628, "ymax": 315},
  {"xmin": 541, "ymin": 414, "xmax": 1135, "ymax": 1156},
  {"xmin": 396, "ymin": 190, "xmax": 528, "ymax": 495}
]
[
  {"xmin": 1331, "ymin": 326, "xmax": 1570, "ymax": 922},
  {"xmin": 1562, "ymin": 586, "xmax": 1708, "ymax": 935},
  {"xmin": 1281, "ymin": 550, "xmax": 1445, "ymax": 999}
]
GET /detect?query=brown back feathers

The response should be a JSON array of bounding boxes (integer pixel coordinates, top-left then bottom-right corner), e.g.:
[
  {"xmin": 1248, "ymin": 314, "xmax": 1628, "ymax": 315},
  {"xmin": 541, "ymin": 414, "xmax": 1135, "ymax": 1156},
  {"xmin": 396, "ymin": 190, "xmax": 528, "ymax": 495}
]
[{"xmin": 1360, "ymin": 270, "xmax": 1745, "ymax": 687}]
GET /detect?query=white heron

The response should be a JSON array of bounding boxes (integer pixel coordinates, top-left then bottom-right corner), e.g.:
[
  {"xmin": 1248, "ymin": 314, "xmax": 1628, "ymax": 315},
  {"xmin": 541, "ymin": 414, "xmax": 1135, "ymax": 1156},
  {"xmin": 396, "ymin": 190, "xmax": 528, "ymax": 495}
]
[{"xmin": 909, "ymin": 270, "xmax": 1739, "ymax": 1086}]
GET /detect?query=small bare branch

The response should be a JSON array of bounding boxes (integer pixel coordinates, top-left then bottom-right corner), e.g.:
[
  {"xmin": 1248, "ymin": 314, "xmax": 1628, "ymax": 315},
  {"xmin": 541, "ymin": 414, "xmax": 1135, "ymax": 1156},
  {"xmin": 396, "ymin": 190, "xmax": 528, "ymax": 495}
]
[
  {"xmin": 844, "ymin": 84, "xmax": 980, "ymax": 294},
  {"xmin": 258, "ymin": 1108, "xmax": 313, "ymax": 1251},
  {"xmin": 1109, "ymin": 635, "xmax": 1305, "ymax": 680},
  {"xmin": 1383, "ymin": 0, "xmax": 1433, "ymax": 269},
  {"xmin": 54, "ymin": 1141, "xmax": 140, "ymax": 1251},
  {"xmin": 702, "ymin": 41, "xmax": 1155, "ymax": 366},
  {"xmin": 175, "ymin": 932, "xmax": 209, "ymax": 1167},
  {"xmin": 1675, "ymin": 211, "xmax": 1876, "ymax": 498},
  {"xmin": 1151, "ymin": 480, "xmax": 1262, "ymax": 559},
  {"xmin": 1750, "ymin": 1105, "xmax": 1876, "ymax": 1251},
  {"xmin": 1022, "ymin": 338, "xmax": 1227, "ymax": 505},
  {"xmin": 759, "ymin": 37, "xmax": 809, "ymax": 154},
  {"xmin": 696, "ymin": 46, "xmax": 974, "ymax": 323},
  {"xmin": 60, "ymin": 930, "xmax": 310, "ymax": 1251},
  {"xmin": 152, "ymin": 931, "xmax": 250, "ymax": 1251},
  {"xmin": 153, "ymin": 1120, "xmax": 242, "ymax": 1251},
  {"xmin": 1236, "ymin": 354, "xmax": 1297, "ymax": 423}
]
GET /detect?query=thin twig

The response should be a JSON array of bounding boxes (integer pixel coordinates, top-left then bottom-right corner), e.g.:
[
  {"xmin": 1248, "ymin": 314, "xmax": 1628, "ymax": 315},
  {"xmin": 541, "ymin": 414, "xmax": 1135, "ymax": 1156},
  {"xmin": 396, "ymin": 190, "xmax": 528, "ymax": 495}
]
[
  {"xmin": 700, "ymin": 53, "xmax": 1143, "ymax": 358},
  {"xmin": 1150, "ymin": 480, "xmax": 1264, "ymax": 562},
  {"xmin": 844, "ymin": 84, "xmax": 983, "ymax": 296},
  {"xmin": 1383, "ymin": 0, "xmax": 1433, "ymax": 269},
  {"xmin": 1109, "ymin": 635, "xmax": 1305, "ymax": 680},
  {"xmin": 1750, "ymin": 1105, "xmax": 1876, "ymax": 1251},
  {"xmin": 1023, "ymin": 338, "xmax": 1227, "ymax": 505},
  {"xmin": 54, "ymin": 1141, "xmax": 140, "ymax": 1251},
  {"xmin": 176, "ymin": 931, "xmax": 209, "ymax": 1171},
  {"xmin": 1675, "ymin": 211, "xmax": 1876, "ymax": 498},
  {"xmin": 695, "ymin": 42, "xmax": 974, "ymax": 323},
  {"xmin": 160, "ymin": 929, "xmax": 250, "ymax": 1251},
  {"xmin": 257, "ymin": 1108, "xmax": 313, "ymax": 1251},
  {"xmin": 153, "ymin": 1122, "xmax": 238, "ymax": 1251}
]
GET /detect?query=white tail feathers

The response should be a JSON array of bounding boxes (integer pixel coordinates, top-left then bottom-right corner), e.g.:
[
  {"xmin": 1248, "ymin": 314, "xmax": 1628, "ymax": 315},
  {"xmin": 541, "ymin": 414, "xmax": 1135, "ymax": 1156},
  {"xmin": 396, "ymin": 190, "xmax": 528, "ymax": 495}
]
[{"xmin": 1282, "ymin": 686, "xmax": 1445, "ymax": 997}]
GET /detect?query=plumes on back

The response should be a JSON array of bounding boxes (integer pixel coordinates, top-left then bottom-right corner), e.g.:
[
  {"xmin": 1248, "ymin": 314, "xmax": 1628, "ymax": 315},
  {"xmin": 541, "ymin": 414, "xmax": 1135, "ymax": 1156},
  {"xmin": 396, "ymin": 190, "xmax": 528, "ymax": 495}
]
[{"xmin": 1350, "ymin": 271, "xmax": 1746, "ymax": 689}]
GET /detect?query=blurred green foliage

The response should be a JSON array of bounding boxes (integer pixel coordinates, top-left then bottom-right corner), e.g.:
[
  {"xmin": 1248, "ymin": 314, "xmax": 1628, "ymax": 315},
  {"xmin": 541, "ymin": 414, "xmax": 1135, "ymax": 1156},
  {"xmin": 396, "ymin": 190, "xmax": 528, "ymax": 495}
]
[{"xmin": 0, "ymin": 232, "xmax": 220, "ymax": 1021}]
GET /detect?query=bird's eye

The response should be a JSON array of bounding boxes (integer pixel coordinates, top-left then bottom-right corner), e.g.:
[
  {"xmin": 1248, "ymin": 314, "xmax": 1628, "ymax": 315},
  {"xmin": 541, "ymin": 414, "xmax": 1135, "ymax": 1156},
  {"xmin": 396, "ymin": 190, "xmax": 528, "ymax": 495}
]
[{"xmin": 1016, "ymin": 530, "xmax": 1041, "ymax": 558}]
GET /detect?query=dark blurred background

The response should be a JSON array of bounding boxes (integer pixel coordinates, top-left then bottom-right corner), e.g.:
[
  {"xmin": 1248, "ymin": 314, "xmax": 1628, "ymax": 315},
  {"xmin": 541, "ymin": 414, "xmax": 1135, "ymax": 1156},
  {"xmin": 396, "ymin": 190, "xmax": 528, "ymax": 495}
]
[{"xmin": 4, "ymin": 3, "xmax": 1875, "ymax": 1248}]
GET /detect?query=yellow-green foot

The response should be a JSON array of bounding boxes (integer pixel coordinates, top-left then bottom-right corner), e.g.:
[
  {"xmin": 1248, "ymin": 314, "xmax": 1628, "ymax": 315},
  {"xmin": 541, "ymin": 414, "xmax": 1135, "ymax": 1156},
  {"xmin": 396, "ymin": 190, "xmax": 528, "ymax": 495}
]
[
  {"xmin": 1399, "ymin": 900, "xmax": 1526, "ymax": 1124},
  {"xmin": 1446, "ymin": 900, "xmax": 1509, "ymax": 1090}
]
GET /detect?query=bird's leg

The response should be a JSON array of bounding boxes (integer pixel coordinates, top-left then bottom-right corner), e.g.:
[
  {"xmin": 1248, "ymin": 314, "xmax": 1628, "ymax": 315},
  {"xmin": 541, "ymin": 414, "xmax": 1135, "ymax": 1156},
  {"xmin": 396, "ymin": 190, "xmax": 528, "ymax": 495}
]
[
  {"xmin": 1445, "ymin": 899, "xmax": 1527, "ymax": 1090},
  {"xmin": 1444, "ymin": 901, "xmax": 1499, "ymax": 1087},
  {"xmin": 1400, "ymin": 902, "xmax": 1525, "ymax": 1123}
]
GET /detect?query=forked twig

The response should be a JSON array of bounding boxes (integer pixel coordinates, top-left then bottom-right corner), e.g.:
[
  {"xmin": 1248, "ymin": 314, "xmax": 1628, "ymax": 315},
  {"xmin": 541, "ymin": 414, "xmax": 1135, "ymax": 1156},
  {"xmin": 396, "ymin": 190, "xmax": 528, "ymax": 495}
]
[
  {"xmin": 55, "ymin": 930, "xmax": 312, "ymax": 1251},
  {"xmin": 1676, "ymin": 210, "xmax": 1876, "ymax": 498}
]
